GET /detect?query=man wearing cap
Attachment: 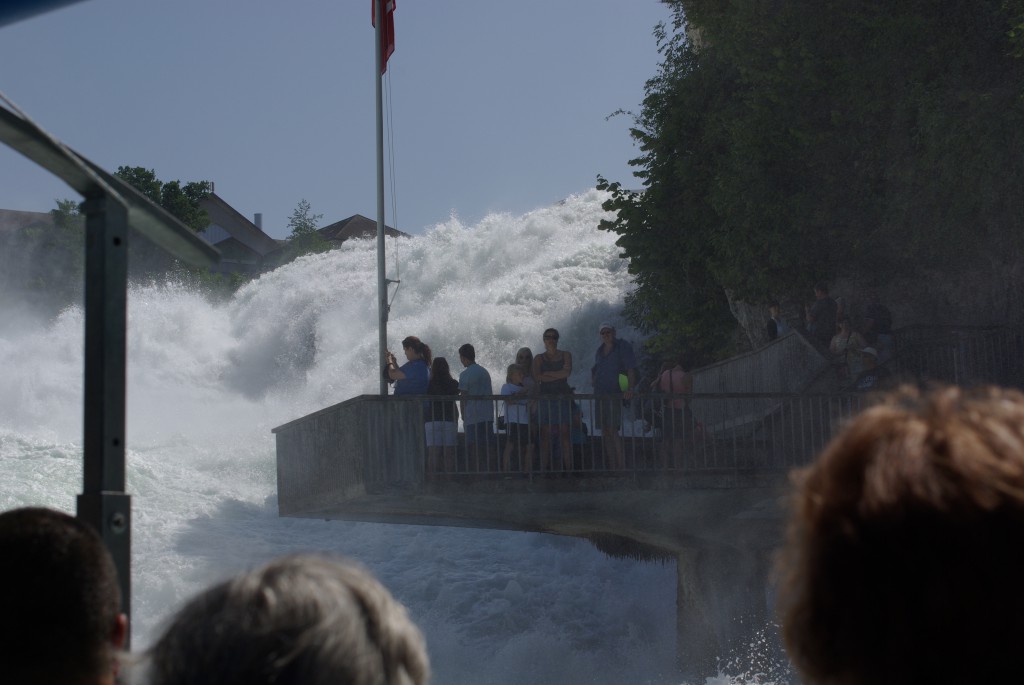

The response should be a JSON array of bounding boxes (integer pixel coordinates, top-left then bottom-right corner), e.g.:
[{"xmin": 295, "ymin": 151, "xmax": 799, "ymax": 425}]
[
  {"xmin": 591, "ymin": 323, "xmax": 637, "ymax": 470},
  {"xmin": 852, "ymin": 346, "xmax": 891, "ymax": 391}
]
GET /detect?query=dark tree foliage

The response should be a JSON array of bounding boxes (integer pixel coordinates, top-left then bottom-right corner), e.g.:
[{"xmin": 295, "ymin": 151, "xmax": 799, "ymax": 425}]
[
  {"xmin": 114, "ymin": 166, "xmax": 212, "ymax": 280},
  {"xmin": 114, "ymin": 166, "xmax": 211, "ymax": 232},
  {"xmin": 599, "ymin": 0, "xmax": 1024, "ymax": 359}
]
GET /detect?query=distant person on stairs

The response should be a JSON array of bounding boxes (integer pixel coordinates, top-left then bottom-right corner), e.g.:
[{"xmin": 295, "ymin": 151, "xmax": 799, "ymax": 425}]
[{"xmin": 804, "ymin": 281, "xmax": 838, "ymax": 350}]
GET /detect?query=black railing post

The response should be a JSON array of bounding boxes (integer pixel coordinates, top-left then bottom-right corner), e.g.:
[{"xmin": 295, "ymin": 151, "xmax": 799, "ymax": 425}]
[{"xmin": 76, "ymin": 191, "xmax": 132, "ymax": 645}]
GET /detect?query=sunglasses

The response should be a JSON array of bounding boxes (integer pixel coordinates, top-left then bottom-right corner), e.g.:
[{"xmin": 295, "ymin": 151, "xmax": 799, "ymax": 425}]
[{"xmin": 543, "ymin": 335, "xmax": 558, "ymax": 340}]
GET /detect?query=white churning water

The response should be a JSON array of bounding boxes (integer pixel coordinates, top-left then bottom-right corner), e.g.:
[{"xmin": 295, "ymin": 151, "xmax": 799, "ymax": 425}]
[{"xmin": 0, "ymin": 189, "xmax": 786, "ymax": 684}]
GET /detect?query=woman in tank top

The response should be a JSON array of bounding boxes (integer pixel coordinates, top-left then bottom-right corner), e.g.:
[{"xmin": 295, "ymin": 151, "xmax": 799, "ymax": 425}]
[{"xmin": 531, "ymin": 328, "xmax": 574, "ymax": 472}]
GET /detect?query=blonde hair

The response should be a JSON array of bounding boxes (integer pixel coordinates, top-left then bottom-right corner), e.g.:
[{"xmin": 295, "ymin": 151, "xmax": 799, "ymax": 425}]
[{"xmin": 506, "ymin": 364, "xmax": 525, "ymax": 383}]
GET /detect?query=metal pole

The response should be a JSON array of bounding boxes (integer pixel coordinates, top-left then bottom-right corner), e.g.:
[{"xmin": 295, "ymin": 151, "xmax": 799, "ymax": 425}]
[
  {"xmin": 375, "ymin": 0, "xmax": 389, "ymax": 396},
  {"xmin": 76, "ymin": 191, "xmax": 132, "ymax": 646}
]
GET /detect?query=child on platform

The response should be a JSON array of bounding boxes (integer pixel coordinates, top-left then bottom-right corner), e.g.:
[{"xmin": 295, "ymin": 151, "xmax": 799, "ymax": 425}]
[{"xmin": 501, "ymin": 364, "xmax": 533, "ymax": 473}]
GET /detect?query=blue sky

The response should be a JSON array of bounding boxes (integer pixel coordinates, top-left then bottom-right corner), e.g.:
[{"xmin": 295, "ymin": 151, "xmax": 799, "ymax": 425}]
[{"xmin": 0, "ymin": 0, "xmax": 671, "ymax": 238}]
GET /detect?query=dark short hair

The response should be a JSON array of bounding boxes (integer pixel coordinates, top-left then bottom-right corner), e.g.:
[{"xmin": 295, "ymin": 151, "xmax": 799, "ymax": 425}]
[
  {"xmin": 0, "ymin": 507, "xmax": 122, "ymax": 684},
  {"xmin": 144, "ymin": 554, "xmax": 429, "ymax": 685},
  {"xmin": 779, "ymin": 386, "xmax": 1024, "ymax": 685},
  {"xmin": 458, "ymin": 343, "xmax": 475, "ymax": 362}
]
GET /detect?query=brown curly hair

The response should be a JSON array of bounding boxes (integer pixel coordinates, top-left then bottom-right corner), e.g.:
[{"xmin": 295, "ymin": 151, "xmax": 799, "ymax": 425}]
[{"xmin": 778, "ymin": 385, "xmax": 1024, "ymax": 685}]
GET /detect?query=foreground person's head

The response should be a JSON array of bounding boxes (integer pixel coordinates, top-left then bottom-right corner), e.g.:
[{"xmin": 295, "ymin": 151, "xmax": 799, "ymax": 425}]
[
  {"xmin": 139, "ymin": 553, "xmax": 429, "ymax": 685},
  {"xmin": 0, "ymin": 506, "xmax": 126, "ymax": 685},
  {"xmin": 778, "ymin": 385, "xmax": 1024, "ymax": 684}
]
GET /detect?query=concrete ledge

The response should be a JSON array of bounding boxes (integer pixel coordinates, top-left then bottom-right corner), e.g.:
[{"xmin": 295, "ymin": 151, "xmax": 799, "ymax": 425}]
[{"xmin": 283, "ymin": 477, "xmax": 791, "ymax": 554}]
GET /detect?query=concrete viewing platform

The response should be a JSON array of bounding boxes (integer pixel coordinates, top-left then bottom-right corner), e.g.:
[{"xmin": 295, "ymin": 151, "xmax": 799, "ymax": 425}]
[
  {"xmin": 272, "ymin": 325, "xmax": 1023, "ymax": 679},
  {"xmin": 271, "ymin": 390, "xmax": 858, "ymax": 545},
  {"xmin": 272, "ymin": 389, "xmax": 862, "ymax": 678}
]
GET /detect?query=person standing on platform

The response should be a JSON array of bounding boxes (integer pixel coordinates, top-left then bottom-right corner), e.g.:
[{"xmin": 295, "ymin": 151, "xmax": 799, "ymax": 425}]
[
  {"xmin": 386, "ymin": 335, "xmax": 431, "ymax": 395},
  {"xmin": 424, "ymin": 356, "xmax": 460, "ymax": 477},
  {"xmin": 591, "ymin": 322, "xmax": 637, "ymax": 470},
  {"xmin": 766, "ymin": 301, "xmax": 790, "ymax": 341},
  {"xmin": 533, "ymin": 328, "xmax": 574, "ymax": 472},
  {"xmin": 653, "ymin": 352, "xmax": 694, "ymax": 469},
  {"xmin": 458, "ymin": 343, "xmax": 495, "ymax": 470},
  {"xmin": 515, "ymin": 346, "xmax": 539, "ymax": 462},
  {"xmin": 500, "ymin": 363, "xmax": 533, "ymax": 473},
  {"xmin": 805, "ymin": 282, "xmax": 838, "ymax": 350},
  {"xmin": 514, "ymin": 346, "xmax": 537, "ymax": 395}
]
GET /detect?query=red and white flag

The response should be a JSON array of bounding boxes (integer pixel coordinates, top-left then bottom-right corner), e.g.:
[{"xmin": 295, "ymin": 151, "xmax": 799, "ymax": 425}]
[{"xmin": 371, "ymin": 0, "xmax": 396, "ymax": 74}]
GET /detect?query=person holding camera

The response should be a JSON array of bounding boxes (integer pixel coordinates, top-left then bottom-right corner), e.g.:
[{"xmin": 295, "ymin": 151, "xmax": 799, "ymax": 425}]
[{"xmin": 385, "ymin": 335, "xmax": 431, "ymax": 395}]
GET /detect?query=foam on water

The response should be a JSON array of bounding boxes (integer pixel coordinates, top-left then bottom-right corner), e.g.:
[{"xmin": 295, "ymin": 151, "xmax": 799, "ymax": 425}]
[{"xmin": 0, "ymin": 189, "xmax": 786, "ymax": 684}]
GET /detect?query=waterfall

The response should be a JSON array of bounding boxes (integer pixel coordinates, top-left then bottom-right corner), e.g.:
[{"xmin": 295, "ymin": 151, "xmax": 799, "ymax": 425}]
[{"xmin": 1, "ymin": 189, "xmax": 788, "ymax": 683}]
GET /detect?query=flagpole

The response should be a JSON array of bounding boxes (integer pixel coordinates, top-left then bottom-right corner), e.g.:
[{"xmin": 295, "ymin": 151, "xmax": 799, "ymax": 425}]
[{"xmin": 374, "ymin": 0, "xmax": 388, "ymax": 396}]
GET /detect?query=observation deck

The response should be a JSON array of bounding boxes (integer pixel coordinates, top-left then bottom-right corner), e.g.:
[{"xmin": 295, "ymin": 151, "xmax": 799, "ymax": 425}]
[
  {"xmin": 272, "ymin": 325, "xmax": 1021, "ymax": 678},
  {"xmin": 272, "ymin": 390, "xmax": 859, "ymax": 548},
  {"xmin": 274, "ymin": 324, "xmax": 1022, "ymax": 543}
]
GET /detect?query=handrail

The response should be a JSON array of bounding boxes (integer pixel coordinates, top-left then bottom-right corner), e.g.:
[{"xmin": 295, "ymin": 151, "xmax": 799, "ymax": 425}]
[
  {"xmin": 275, "ymin": 325, "xmax": 1024, "ymax": 508},
  {"xmin": 273, "ymin": 391, "xmax": 871, "ymax": 495}
]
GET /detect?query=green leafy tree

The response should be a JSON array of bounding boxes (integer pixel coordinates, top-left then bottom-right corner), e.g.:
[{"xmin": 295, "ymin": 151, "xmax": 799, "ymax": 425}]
[
  {"xmin": 114, "ymin": 166, "xmax": 211, "ymax": 231},
  {"xmin": 114, "ymin": 166, "xmax": 213, "ymax": 280},
  {"xmin": 160, "ymin": 180, "xmax": 214, "ymax": 233},
  {"xmin": 281, "ymin": 199, "xmax": 330, "ymax": 264},
  {"xmin": 600, "ymin": 0, "xmax": 1024, "ymax": 359},
  {"xmin": 114, "ymin": 166, "xmax": 162, "ymax": 205}
]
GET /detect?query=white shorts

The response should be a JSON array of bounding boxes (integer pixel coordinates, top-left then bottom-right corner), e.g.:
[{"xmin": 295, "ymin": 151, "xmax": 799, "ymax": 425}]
[{"xmin": 424, "ymin": 421, "xmax": 457, "ymax": 447}]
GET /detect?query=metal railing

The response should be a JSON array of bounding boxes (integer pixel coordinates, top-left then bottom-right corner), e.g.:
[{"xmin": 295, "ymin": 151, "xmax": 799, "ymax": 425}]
[
  {"xmin": 890, "ymin": 325, "xmax": 1024, "ymax": 388},
  {"xmin": 273, "ymin": 392, "xmax": 871, "ymax": 497},
  {"xmin": 491, "ymin": 392, "xmax": 867, "ymax": 476},
  {"xmin": 273, "ymin": 326, "xmax": 1024, "ymax": 504}
]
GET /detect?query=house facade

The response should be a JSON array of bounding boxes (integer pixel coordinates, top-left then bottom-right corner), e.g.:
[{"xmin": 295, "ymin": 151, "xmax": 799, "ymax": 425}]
[
  {"xmin": 197, "ymin": 192, "xmax": 281, "ymax": 276},
  {"xmin": 3, "ymin": 200, "xmax": 411, "ymax": 280},
  {"xmin": 317, "ymin": 214, "xmax": 409, "ymax": 245}
]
